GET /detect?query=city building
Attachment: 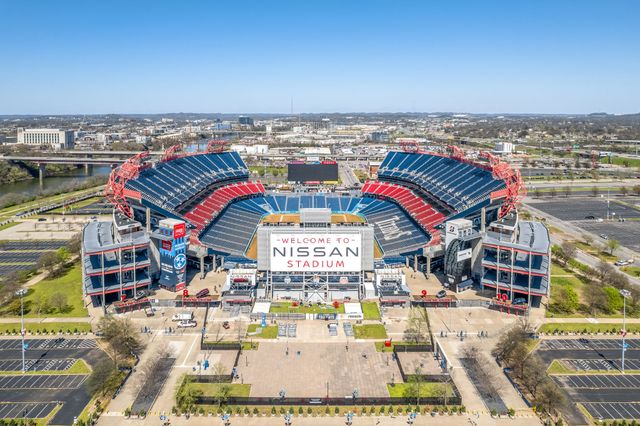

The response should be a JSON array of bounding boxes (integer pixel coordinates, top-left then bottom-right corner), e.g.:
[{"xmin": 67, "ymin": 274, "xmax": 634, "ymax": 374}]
[
  {"xmin": 16, "ymin": 128, "xmax": 75, "ymax": 150},
  {"xmin": 81, "ymin": 213, "xmax": 152, "ymax": 306},
  {"xmin": 239, "ymin": 116, "xmax": 254, "ymax": 126},
  {"xmin": 480, "ymin": 213, "xmax": 550, "ymax": 307},
  {"xmin": 370, "ymin": 131, "xmax": 390, "ymax": 143}
]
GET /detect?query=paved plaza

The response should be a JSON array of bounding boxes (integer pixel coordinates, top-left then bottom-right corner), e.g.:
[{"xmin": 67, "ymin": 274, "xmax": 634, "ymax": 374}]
[{"xmin": 239, "ymin": 342, "xmax": 399, "ymax": 397}]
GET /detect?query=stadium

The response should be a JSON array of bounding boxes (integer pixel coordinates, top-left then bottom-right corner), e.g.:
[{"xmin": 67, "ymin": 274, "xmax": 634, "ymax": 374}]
[{"xmin": 83, "ymin": 140, "xmax": 543, "ymax": 307}]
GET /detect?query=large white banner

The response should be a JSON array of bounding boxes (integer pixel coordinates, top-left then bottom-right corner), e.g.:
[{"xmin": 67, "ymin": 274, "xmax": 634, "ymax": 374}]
[{"xmin": 270, "ymin": 232, "xmax": 361, "ymax": 272}]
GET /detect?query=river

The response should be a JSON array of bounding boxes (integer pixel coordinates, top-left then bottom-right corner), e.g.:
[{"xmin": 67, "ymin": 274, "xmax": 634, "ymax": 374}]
[
  {"xmin": 0, "ymin": 139, "xmax": 230, "ymax": 196},
  {"xmin": 1, "ymin": 165, "xmax": 113, "ymax": 196}
]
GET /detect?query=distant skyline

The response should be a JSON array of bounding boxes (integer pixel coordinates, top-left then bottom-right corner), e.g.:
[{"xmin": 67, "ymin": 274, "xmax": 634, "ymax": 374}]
[{"xmin": 1, "ymin": 0, "xmax": 639, "ymax": 115}]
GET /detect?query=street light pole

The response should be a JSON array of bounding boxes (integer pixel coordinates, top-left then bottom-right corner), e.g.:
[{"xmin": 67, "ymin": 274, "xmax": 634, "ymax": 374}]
[
  {"xmin": 620, "ymin": 289, "xmax": 631, "ymax": 373},
  {"xmin": 16, "ymin": 288, "xmax": 27, "ymax": 373}
]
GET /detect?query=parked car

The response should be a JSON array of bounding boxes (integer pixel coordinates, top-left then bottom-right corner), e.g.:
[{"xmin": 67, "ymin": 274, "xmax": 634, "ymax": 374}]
[
  {"xmin": 176, "ymin": 320, "xmax": 197, "ymax": 328},
  {"xmin": 600, "ymin": 234, "xmax": 609, "ymax": 240},
  {"xmin": 196, "ymin": 288, "xmax": 210, "ymax": 298},
  {"xmin": 512, "ymin": 297, "xmax": 527, "ymax": 305},
  {"xmin": 436, "ymin": 290, "xmax": 447, "ymax": 299},
  {"xmin": 615, "ymin": 260, "xmax": 629, "ymax": 266},
  {"xmin": 172, "ymin": 312, "xmax": 194, "ymax": 322}
]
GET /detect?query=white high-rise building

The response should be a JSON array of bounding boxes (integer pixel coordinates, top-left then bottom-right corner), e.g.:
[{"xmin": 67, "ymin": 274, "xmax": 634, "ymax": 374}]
[{"xmin": 17, "ymin": 128, "xmax": 75, "ymax": 150}]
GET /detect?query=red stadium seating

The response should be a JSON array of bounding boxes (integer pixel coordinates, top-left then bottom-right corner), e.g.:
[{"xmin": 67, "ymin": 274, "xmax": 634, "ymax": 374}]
[
  {"xmin": 361, "ymin": 181, "xmax": 445, "ymax": 234},
  {"xmin": 184, "ymin": 181, "xmax": 265, "ymax": 231}
]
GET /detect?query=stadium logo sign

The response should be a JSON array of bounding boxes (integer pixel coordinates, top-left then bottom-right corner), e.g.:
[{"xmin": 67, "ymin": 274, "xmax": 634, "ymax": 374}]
[
  {"xmin": 174, "ymin": 253, "xmax": 187, "ymax": 270},
  {"xmin": 270, "ymin": 233, "xmax": 361, "ymax": 272}
]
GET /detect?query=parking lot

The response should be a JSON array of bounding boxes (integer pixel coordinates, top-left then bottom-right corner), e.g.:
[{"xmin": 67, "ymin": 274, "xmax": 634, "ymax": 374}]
[
  {"xmin": 0, "ymin": 240, "xmax": 69, "ymax": 278},
  {"xmin": 554, "ymin": 374, "xmax": 640, "ymax": 389},
  {"xmin": 563, "ymin": 358, "xmax": 640, "ymax": 371},
  {"xmin": 582, "ymin": 402, "xmax": 640, "ymax": 421},
  {"xmin": 0, "ymin": 374, "xmax": 87, "ymax": 390},
  {"xmin": 0, "ymin": 358, "xmax": 76, "ymax": 372},
  {"xmin": 0, "ymin": 402, "xmax": 59, "ymax": 420},
  {"xmin": 538, "ymin": 338, "xmax": 640, "ymax": 351},
  {"xmin": 0, "ymin": 338, "xmax": 106, "ymax": 424},
  {"xmin": 0, "ymin": 338, "xmax": 97, "ymax": 350},
  {"xmin": 536, "ymin": 338, "xmax": 640, "ymax": 423},
  {"xmin": 528, "ymin": 197, "xmax": 640, "ymax": 251},
  {"xmin": 531, "ymin": 198, "xmax": 640, "ymax": 221}
]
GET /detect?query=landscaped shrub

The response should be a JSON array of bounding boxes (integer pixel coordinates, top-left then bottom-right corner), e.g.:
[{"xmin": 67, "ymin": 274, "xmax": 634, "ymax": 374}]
[
  {"xmin": 271, "ymin": 406, "xmax": 276, "ymax": 415},
  {"xmin": 307, "ymin": 407, "xmax": 312, "ymax": 415},
  {"xmin": 334, "ymin": 406, "xmax": 339, "ymax": 415},
  {"xmin": 252, "ymin": 408, "xmax": 258, "ymax": 416},
  {"xmin": 298, "ymin": 406, "xmax": 303, "ymax": 415}
]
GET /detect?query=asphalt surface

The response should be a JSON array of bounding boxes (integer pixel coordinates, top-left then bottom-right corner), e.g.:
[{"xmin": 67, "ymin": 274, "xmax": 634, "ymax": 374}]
[
  {"xmin": 535, "ymin": 338, "xmax": 640, "ymax": 424},
  {"xmin": 0, "ymin": 338, "xmax": 108, "ymax": 425},
  {"xmin": 0, "ymin": 240, "xmax": 70, "ymax": 278}
]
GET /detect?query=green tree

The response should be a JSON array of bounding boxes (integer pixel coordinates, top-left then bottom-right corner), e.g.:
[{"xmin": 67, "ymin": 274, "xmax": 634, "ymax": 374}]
[
  {"xmin": 584, "ymin": 283, "xmax": 608, "ymax": 316},
  {"xmin": 37, "ymin": 251, "xmax": 59, "ymax": 276},
  {"xmin": 603, "ymin": 286, "xmax": 624, "ymax": 313},
  {"xmin": 535, "ymin": 382, "xmax": 566, "ymax": 415},
  {"xmin": 85, "ymin": 361, "xmax": 122, "ymax": 397},
  {"xmin": 606, "ymin": 239, "xmax": 620, "ymax": 256},
  {"xmin": 97, "ymin": 316, "xmax": 144, "ymax": 367},
  {"xmin": 33, "ymin": 294, "xmax": 50, "ymax": 315},
  {"xmin": 403, "ymin": 307, "xmax": 431, "ymax": 343},
  {"xmin": 50, "ymin": 292, "xmax": 68, "ymax": 313},
  {"xmin": 554, "ymin": 287, "xmax": 579, "ymax": 314}
]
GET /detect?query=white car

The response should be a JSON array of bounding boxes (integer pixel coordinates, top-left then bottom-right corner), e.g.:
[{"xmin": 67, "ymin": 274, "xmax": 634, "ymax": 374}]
[{"xmin": 176, "ymin": 320, "xmax": 197, "ymax": 328}]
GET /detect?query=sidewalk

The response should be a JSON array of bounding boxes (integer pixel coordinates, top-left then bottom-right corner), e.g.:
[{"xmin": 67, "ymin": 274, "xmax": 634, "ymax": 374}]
[{"xmin": 97, "ymin": 412, "xmax": 542, "ymax": 425}]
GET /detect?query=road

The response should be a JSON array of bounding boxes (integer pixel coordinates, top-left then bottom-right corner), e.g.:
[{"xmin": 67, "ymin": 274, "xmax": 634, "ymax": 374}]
[{"xmin": 339, "ymin": 162, "xmax": 360, "ymax": 187}]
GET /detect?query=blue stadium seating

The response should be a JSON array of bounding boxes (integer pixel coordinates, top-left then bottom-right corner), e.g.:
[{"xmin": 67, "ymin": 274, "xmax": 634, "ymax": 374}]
[
  {"xmin": 355, "ymin": 198, "xmax": 429, "ymax": 256},
  {"xmin": 199, "ymin": 199, "xmax": 268, "ymax": 256},
  {"xmin": 125, "ymin": 152, "xmax": 248, "ymax": 212},
  {"xmin": 377, "ymin": 151, "xmax": 505, "ymax": 212}
]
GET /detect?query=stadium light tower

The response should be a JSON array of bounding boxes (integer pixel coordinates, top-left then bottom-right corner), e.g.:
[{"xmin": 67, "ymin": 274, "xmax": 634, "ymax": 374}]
[
  {"xmin": 16, "ymin": 288, "xmax": 28, "ymax": 373},
  {"xmin": 620, "ymin": 289, "xmax": 631, "ymax": 373}
]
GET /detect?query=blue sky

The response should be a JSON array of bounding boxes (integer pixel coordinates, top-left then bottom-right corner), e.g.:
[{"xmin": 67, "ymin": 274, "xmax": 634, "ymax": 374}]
[{"xmin": 0, "ymin": 0, "xmax": 639, "ymax": 114}]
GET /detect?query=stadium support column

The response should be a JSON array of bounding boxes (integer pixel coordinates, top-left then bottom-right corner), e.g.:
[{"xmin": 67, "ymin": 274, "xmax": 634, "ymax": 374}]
[
  {"xmin": 425, "ymin": 255, "xmax": 431, "ymax": 278},
  {"xmin": 145, "ymin": 208, "xmax": 151, "ymax": 233},
  {"xmin": 480, "ymin": 207, "xmax": 486, "ymax": 233},
  {"xmin": 413, "ymin": 254, "xmax": 417, "ymax": 272},
  {"xmin": 38, "ymin": 163, "xmax": 46, "ymax": 186},
  {"xmin": 200, "ymin": 255, "xmax": 205, "ymax": 279}
]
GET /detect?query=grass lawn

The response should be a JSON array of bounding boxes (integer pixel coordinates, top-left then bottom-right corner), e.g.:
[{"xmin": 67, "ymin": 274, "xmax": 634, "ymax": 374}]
[
  {"xmin": 551, "ymin": 263, "xmax": 573, "ymax": 275},
  {"xmin": 269, "ymin": 302, "xmax": 345, "ymax": 314},
  {"xmin": 188, "ymin": 383, "xmax": 251, "ymax": 397},
  {"xmin": 201, "ymin": 341, "xmax": 259, "ymax": 350},
  {"xmin": 601, "ymin": 156, "xmax": 640, "ymax": 168},
  {"xmin": 361, "ymin": 302, "xmax": 381, "ymax": 320},
  {"xmin": 353, "ymin": 324, "xmax": 387, "ymax": 339},
  {"xmin": 0, "ymin": 186, "xmax": 103, "ymax": 221},
  {"xmin": 386, "ymin": 382, "xmax": 455, "ymax": 398},
  {"xmin": 0, "ymin": 322, "xmax": 91, "ymax": 334},
  {"xmin": 17, "ymin": 262, "xmax": 88, "ymax": 318},
  {"xmin": 374, "ymin": 341, "xmax": 430, "ymax": 352},
  {"xmin": 0, "ymin": 359, "xmax": 91, "ymax": 375},
  {"xmin": 49, "ymin": 196, "xmax": 103, "ymax": 213},
  {"xmin": 539, "ymin": 323, "xmax": 640, "ymax": 334},
  {"xmin": 0, "ymin": 221, "xmax": 18, "ymax": 231},
  {"xmin": 246, "ymin": 324, "xmax": 278, "ymax": 339},
  {"xmin": 621, "ymin": 266, "xmax": 640, "ymax": 278}
]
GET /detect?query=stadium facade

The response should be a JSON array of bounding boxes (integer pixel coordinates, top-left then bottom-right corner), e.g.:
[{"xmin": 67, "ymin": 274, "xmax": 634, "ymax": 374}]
[{"xmin": 83, "ymin": 141, "xmax": 549, "ymax": 307}]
